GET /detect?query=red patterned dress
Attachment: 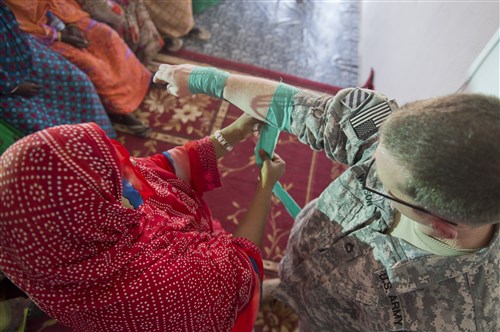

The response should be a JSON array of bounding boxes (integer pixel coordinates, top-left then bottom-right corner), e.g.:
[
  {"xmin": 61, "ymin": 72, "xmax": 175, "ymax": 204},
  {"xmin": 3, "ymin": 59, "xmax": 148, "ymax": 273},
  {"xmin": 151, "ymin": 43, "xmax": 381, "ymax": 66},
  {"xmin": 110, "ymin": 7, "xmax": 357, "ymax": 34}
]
[{"xmin": 0, "ymin": 123, "xmax": 262, "ymax": 332}]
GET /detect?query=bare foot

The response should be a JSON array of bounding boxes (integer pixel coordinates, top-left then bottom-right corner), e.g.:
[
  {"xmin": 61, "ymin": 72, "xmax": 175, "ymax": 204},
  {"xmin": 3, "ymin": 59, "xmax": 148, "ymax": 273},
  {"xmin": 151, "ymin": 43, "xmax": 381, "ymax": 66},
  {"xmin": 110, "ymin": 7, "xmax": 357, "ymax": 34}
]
[
  {"xmin": 164, "ymin": 37, "xmax": 183, "ymax": 53},
  {"xmin": 188, "ymin": 27, "xmax": 211, "ymax": 41}
]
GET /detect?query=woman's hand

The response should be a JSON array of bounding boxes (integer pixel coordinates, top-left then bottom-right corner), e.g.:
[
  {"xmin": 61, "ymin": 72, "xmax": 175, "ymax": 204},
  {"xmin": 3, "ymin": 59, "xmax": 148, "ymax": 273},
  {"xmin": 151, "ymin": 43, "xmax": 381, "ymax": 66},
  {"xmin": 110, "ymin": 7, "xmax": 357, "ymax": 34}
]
[
  {"xmin": 12, "ymin": 82, "xmax": 40, "ymax": 97},
  {"xmin": 234, "ymin": 149, "xmax": 286, "ymax": 246},
  {"xmin": 60, "ymin": 25, "xmax": 89, "ymax": 48},
  {"xmin": 258, "ymin": 150, "xmax": 286, "ymax": 190},
  {"xmin": 229, "ymin": 113, "xmax": 263, "ymax": 141},
  {"xmin": 212, "ymin": 114, "xmax": 263, "ymax": 159},
  {"xmin": 153, "ymin": 64, "xmax": 195, "ymax": 97}
]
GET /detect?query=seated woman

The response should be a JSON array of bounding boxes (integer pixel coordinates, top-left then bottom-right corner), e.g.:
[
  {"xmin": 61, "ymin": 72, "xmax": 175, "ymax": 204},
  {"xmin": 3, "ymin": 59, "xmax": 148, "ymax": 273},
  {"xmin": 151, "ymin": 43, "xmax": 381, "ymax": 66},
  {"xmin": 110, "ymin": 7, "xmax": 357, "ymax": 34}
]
[
  {"xmin": 143, "ymin": 0, "xmax": 211, "ymax": 52},
  {"xmin": 0, "ymin": 115, "xmax": 285, "ymax": 331},
  {"xmin": 0, "ymin": 2, "xmax": 115, "ymax": 141},
  {"xmin": 76, "ymin": 0, "xmax": 164, "ymax": 66},
  {"xmin": 4, "ymin": 0, "xmax": 152, "ymax": 135}
]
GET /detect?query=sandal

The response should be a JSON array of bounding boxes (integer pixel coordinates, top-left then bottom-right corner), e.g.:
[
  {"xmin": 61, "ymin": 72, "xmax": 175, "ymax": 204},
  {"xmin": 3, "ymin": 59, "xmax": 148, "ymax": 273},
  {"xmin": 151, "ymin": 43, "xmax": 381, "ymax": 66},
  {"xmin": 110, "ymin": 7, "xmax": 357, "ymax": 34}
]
[{"xmin": 187, "ymin": 27, "xmax": 211, "ymax": 41}]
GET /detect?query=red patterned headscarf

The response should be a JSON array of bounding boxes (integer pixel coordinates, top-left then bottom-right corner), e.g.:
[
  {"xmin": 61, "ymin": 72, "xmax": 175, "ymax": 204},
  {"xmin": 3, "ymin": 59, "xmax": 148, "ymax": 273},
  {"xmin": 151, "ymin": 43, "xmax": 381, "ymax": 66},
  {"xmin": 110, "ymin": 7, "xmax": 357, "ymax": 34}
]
[{"xmin": 0, "ymin": 123, "xmax": 262, "ymax": 331}]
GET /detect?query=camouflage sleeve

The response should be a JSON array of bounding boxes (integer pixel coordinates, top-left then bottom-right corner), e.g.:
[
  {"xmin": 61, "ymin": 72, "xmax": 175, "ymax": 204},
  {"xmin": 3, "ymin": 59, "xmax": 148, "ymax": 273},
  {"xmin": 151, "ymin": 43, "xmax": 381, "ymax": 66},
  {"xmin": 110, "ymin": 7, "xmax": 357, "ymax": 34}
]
[{"xmin": 289, "ymin": 88, "xmax": 398, "ymax": 166}]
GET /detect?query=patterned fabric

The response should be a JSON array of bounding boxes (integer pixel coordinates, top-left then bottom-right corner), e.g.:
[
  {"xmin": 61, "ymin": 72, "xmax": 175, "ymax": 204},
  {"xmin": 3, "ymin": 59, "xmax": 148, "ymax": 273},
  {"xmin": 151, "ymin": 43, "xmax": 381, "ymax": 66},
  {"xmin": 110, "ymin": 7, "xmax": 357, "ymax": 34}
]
[
  {"xmin": 0, "ymin": 1, "xmax": 31, "ymax": 93},
  {"xmin": 273, "ymin": 87, "xmax": 500, "ymax": 331},
  {"xmin": 143, "ymin": 0, "xmax": 195, "ymax": 38},
  {"xmin": 5, "ymin": 0, "xmax": 152, "ymax": 115},
  {"xmin": 0, "ymin": 1, "xmax": 115, "ymax": 137},
  {"xmin": 0, "ymin": 53, "xmax": 349, "ymax": 332},
  {"xmin": 0, "ymin": 123, "xmax": 263, "ymax": 332},
  {"xmin": 119, "ymin": 0, "xmax": 164, "ymax": 64},
  {"xmin": 77, "ymin": 0, "xmax": 164, "ymax": 65}
]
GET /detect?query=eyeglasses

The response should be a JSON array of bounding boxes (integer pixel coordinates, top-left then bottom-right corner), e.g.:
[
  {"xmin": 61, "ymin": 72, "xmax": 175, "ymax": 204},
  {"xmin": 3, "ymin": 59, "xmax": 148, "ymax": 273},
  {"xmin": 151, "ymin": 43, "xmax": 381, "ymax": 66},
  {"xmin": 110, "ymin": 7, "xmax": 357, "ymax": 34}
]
[{"xmin": 362, "ymin": 158, "xmax": 458, "ymax": 226}]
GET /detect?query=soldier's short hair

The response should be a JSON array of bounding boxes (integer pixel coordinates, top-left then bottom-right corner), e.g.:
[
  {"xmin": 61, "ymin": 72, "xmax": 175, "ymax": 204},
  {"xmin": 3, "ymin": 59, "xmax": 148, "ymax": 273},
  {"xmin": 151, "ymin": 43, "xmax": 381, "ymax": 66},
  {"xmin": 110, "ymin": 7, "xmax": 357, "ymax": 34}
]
[{"xmin": 379, "ymin": 93, "xmax": 500, "ymax": 226}]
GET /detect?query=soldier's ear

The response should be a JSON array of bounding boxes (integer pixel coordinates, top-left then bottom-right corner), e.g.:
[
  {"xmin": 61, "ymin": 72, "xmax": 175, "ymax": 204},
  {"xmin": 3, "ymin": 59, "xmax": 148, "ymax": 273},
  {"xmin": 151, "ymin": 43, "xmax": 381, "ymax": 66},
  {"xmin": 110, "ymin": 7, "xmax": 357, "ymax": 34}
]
[{"xmin": 430, "ymin": 218, "xmax": 458, "ymax": 239}]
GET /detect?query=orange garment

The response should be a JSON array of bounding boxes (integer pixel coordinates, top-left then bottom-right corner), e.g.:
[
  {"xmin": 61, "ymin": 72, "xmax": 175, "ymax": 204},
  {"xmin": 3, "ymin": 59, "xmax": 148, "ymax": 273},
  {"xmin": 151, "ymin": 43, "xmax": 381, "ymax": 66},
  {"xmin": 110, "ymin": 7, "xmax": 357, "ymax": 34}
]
[{"xmin": 5, "ymin": 0, "xmax": 151, "ymax": 115}]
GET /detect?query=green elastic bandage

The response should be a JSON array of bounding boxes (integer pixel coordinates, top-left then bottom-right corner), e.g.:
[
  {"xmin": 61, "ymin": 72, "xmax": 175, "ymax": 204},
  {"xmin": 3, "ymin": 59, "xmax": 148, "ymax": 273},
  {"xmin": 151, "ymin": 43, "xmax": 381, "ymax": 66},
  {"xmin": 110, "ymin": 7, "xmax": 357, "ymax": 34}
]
[
  {"xmin": 265, "ymin": 82, "xmax": 299, "ymax": 132},
  {"xmin": 188, "ymin": 67, "xmax": 230, "ymax": 99},
  {"xmin": 255, "ymin": 82, "xmax": 301, "ymax": 219}
]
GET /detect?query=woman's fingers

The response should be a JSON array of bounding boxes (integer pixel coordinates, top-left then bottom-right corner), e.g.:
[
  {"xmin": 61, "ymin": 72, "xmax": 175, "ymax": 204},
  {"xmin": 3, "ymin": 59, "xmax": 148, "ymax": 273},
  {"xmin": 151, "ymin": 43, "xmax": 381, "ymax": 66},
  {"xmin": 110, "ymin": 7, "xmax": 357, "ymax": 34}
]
[
  {"xmin": 166, "ymin": 84, "xmax": 179, "ymax": 97},
  {"xmin": 259, "ymin": 150, "xmax": 286, "ymax": 188},
  {"xmin": 259, "ymin": 150, "xmax": 285, "ymax": 164},
  {"xmin": 271, "ymin": 152, "xmax": 284, "ymax": 164},
  {"xmin": 153, "ymin": 63, "xmax": 197, "ymax": 96},
  {"xmin": 258, "ymin": 149, "xmax": 270, "ymax": 161},
  {"xmin": 153, "ymin": 64, "xmax": 183, "ymax": 97},
  {"xmin": 153, "ymin": 66, "xmax": 169, "ymax": 84}
]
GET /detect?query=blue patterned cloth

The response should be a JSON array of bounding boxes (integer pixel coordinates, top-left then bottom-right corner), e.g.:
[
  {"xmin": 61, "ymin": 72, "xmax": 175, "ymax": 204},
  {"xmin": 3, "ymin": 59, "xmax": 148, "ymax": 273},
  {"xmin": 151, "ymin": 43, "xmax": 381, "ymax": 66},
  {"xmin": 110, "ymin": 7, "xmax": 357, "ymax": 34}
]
[{"xmin": 0, "ymin": 1, "xmax": 115, "ymax": 137}]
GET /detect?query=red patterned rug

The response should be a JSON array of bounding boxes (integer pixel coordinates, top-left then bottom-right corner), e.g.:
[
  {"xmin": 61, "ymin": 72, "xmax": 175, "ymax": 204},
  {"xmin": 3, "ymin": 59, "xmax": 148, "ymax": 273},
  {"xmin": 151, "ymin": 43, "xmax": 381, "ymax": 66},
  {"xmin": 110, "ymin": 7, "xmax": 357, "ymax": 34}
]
[{"xmin": 13, "ymin": 51, "xmax": 373, "ymax": 331}]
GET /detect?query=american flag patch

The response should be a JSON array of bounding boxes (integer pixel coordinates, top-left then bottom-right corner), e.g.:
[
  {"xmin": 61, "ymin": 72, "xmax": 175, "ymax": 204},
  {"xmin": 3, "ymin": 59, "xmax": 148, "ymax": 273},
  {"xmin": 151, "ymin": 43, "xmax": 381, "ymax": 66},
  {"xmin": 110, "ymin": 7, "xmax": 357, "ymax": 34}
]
[
  {"xmin": 349, "ymin": 102, "xmax": 392, "ymax": 140},
  {"xmin": 341, "ymin": 89, "xmax": 371, "ymax": 110}
]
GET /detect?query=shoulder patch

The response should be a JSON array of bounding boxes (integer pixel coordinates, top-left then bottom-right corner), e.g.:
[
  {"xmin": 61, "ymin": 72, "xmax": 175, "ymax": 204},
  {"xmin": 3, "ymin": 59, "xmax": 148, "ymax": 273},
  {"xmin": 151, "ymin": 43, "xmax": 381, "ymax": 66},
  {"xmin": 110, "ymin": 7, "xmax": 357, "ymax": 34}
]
[
  {"xmin": 349, "ymin": 101, "xmax": 392, "ymax": 140},
  {"xmin": 341, "ymin": 88, "xmax": 372, "ymax": 111}
]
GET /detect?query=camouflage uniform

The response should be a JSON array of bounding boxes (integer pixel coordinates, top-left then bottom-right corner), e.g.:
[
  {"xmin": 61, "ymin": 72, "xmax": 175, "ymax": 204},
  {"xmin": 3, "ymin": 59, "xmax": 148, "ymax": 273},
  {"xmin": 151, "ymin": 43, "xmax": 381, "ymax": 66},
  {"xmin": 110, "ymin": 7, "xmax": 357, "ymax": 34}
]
[{"xmin": 273, "ymin": 88, "xmax": 499, "ymax": 332}]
